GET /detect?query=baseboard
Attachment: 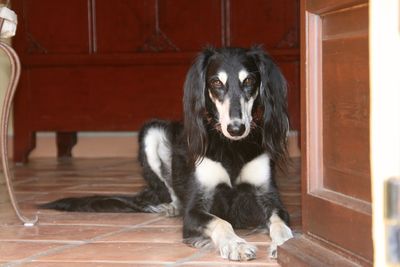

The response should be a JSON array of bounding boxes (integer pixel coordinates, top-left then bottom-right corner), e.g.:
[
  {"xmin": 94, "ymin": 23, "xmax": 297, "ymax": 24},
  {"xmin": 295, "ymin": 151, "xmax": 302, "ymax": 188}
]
[
  {"xmin": 8, "ymin": 132, "xmax": 138, "ymax": 159},
  {"xmin": 7, "ymin": 130, "xmax": 300, "ymax": 159}
]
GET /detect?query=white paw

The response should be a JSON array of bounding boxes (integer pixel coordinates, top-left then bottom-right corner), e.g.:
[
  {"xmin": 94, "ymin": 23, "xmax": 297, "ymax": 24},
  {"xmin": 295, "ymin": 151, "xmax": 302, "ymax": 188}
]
[
  {"xmin": 218, "ymin": 237, "xmax": 257, "ymax": 261},
  {"xmin": 268, "ymin": 222, "xmax": 293, "ymax": 259}
]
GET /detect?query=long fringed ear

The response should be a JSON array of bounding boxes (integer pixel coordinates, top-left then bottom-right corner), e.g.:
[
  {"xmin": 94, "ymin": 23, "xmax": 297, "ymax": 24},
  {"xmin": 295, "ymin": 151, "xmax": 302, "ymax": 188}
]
[
  {"xmin": 183, "ymin": 47, "xmax": 215, "ymax": 165},
  {"xmin": 249, "ymin": 46, "xmax": 289, "ymax": 163}
]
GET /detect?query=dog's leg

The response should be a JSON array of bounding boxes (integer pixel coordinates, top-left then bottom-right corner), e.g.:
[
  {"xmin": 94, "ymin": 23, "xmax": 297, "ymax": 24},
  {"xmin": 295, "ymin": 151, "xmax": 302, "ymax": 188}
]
[
  {"xmin": 236, "ymin": 153, "xmax": 293, "ymax": 258},
  {"xmin": 184, "ymin": 206, "xmax": 257, "ymax": 261},
  {"xmin": 183, "ymin": 157, "xmax": 257, "ymax": 261},
  {"xmin": 256, "ymin": 191, "xmax": 293, "ymax": 258},
  {"xmin": 141, "ymin": 126, "xmax": 181, "ymax": 216},
  {"xmin": 206, "ymin": 215, "xmax": 257, "ymax": 261},
  {"xmin": 268, "ymin": 210, "xmax": 293, "ymax": 258}
]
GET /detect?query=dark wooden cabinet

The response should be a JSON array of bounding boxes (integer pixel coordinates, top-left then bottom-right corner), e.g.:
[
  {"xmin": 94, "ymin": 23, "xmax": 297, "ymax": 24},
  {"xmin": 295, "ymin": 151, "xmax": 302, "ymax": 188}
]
[{"xmin": 12, "ymin": 0, "xmax": 300, "ymax": 162}]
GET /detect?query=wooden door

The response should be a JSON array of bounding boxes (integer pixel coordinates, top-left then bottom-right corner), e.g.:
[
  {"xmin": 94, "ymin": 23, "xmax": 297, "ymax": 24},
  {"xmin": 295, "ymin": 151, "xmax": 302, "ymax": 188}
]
[
  {"xmin": 12, "ymin": 0, "xmax": 300, "ymax": 163},
  {"xmin": 279, "ymin": 0, "xmax": 372, "ymax": 266}
]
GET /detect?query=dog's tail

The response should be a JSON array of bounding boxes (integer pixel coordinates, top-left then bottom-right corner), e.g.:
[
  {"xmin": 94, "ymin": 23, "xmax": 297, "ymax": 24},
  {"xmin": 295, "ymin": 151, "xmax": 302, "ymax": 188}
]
[{"xmin": 39, "ymin": 188, "xmax": 164, "ymax": 213}]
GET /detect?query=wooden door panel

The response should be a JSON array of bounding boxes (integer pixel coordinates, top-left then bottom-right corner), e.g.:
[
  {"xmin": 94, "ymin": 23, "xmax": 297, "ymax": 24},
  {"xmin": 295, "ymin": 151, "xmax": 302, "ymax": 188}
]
[
  {"xmin": 322, "ymin": 3, "xmax": 368, "ymax": 37},
  {"xmin": 306, "ymin": 196, "xmax": 372, "ymax": 260},
  {"xmin": 298, "ymin": 0, "xmax": 372, "ymax": 264},
  {"xmin": 323, "ymin": 35, "xmax": 370, "ymax": 201},
  {"xmin": 22, "ymin": 0, "xmax": 90, "ymax": 54}
]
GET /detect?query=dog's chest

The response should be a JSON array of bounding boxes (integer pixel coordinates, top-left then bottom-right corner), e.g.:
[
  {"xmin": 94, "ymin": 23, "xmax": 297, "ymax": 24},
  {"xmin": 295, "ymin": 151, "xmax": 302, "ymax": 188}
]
[{"xmin": 195, "ymin": 153, "xmax": 271, "ymax": 189}]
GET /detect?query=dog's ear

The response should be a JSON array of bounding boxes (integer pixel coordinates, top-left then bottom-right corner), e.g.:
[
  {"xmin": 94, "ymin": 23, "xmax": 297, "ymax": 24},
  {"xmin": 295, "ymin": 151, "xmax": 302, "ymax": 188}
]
[
  {"xmin": 183, "ymin": 47, "xmax": 215, "ymax": 165},
  {"xmin": 249, "ymin": 46, "xmax": 289, "ymax": 163}
]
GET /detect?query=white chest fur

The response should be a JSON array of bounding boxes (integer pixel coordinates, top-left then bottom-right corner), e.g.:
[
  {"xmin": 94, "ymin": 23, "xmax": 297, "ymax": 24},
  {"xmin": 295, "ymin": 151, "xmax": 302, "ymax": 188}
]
[
  {"xmin": 236, "ymin": 153, "xmax": 271, "ymax": 187},
  {"xmin": 195, "ymin": 158, "xmax": 232, "ymax": 190},
  {"xmin": 195, "ymin": 153, "xmax": 271, "ymax": 189}
]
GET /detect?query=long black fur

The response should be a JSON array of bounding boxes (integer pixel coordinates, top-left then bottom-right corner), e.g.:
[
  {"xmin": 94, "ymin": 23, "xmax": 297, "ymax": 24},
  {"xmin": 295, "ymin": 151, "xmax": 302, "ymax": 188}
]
[{"xmin": 41, "ymin": 46, "xmax": 291, "ymax": 258}]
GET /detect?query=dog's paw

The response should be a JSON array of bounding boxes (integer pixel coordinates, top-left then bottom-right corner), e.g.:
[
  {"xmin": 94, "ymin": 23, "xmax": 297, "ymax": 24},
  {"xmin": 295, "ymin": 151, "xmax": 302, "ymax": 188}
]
[
  {"xmin": 218, "ymin": 238, "xmax": 257, "ymax": 261},
  {"xmin": 161, "ymin": 202, "xmax": 181, "ymax": 217},
  {"xmin": 145, "ymin": 202, "xmax": 180, "ymax": 217},
  {"xmin": 268, "ymin": 222, "xmax": 293, "ymax": 259}
]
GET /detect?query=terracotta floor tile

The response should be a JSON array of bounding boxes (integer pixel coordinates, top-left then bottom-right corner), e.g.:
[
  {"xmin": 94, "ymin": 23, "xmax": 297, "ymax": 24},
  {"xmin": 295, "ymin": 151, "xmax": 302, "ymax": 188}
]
[
  {"xmin": 0, "ymin": 211, "xmax": 27, "ymax": 226},
  {"xmin": 35, "ymin": 242, "xmax": 198, "ymax": 263},
  {"xmin": 0, "ymin": 225, "xmax": 122, "ymax": 242},
  {"xmin": 235, "ymin": 229, "xmax": 271, "ymax": 245},
  {"xmin": 147, "ymin": 217, "xmax": 182, "ymax": 227},
  {"xmin": 0, "ymin": 186, "xmax": 10, "ymax": 204},
  {"xmin": 0, "ymin": 241, "xmax": 65, "ymax": 261},
  {"xmin": 0, "ymin": 157, "xmax": 300, "ymax": 266},
  {"xmin": 180, "ymin": 263, "xmax": 277, "ymax": 267},
  {"xmin": 14, "ymin": 263, "xmax": 165, "ymax": 267},
  {"xmin": 0, "ymin": 204, "xmax": 38, "ymax": 226},
  {"xmin": 97, "ymin": 226, "xmax": 183, "ymax": 243},
  {"xmin": 36, "ymin": 211, "xmax": 163, "ymax": 227},
  {"xmin": 187, "ymin": 245, "xmax": 277, "ymax": 266}
]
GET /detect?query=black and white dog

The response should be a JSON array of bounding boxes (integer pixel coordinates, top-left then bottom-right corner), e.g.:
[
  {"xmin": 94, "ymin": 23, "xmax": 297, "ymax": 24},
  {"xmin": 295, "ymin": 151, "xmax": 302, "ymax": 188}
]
[{"xmin": 42, "ymin": 46, "xmax": 293, "ymax": 261}]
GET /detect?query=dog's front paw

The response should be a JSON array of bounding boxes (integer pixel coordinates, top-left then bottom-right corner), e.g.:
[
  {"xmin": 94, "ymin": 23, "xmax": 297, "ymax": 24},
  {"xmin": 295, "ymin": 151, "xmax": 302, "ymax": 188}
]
[
  {"xmin": 268, "ymin": 222, "xmax": 293, "ymax": 259},
  {"xmin": 218, "ymin": 238, "xmax": 257, "ymax": 261}
]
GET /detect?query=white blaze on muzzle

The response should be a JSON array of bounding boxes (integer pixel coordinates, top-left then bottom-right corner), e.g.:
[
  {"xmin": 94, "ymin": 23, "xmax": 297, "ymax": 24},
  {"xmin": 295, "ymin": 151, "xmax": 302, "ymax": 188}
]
[
  {"xmin": 209, "ymin": 93, "xmax": 256, "ymax": 140},
  {"xmin": 207, "ymin": 69, "xmax": 258, "ymax": 140}
]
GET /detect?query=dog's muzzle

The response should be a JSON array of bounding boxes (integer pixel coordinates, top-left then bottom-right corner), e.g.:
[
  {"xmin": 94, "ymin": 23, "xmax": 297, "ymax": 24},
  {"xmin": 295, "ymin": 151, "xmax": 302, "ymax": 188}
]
[{"xmin": 227, "ymin": 121, "xmax": 246, "ymax": 137}]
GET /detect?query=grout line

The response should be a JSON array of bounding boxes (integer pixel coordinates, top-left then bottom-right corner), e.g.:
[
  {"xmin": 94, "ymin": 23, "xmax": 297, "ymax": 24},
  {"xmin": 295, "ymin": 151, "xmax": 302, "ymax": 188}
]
[
  {"xmin": 85, "ymin": 217, "xmax": 165, "ymax": 243},
  {"xmin": 166, "ymin": 248, "xmax": 211, "ymax": 267},
  {"xmin": 1, "ymin": 216, "xmax": 164, "ymax": 267}
]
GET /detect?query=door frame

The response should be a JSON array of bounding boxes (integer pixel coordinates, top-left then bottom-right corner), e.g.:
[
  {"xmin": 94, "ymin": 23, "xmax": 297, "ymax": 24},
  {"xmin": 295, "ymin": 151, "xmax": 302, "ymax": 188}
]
[{"xmin": 370, "ymin": 0, "xmax": 400, "ymax": 266}]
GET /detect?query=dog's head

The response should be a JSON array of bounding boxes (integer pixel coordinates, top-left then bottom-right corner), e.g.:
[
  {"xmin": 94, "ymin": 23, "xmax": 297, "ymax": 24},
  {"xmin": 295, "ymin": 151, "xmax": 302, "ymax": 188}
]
[{"xmin": 184, "ymin": 46, "xmax": 289, "ymax": 164}]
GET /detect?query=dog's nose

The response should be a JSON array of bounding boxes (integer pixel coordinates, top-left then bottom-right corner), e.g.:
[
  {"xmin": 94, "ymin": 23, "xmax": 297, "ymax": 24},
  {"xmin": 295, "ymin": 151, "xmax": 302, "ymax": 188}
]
[{"xmin": 227, "ymin": 123, "xmax": 245, "ymax": 136}]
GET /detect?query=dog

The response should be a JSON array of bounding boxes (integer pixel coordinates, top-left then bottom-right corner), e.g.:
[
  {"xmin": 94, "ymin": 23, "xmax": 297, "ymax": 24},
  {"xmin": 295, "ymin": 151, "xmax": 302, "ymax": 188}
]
[{"xmin": 41, "ymin": 46, "xmax": 293, "ymax": 261}]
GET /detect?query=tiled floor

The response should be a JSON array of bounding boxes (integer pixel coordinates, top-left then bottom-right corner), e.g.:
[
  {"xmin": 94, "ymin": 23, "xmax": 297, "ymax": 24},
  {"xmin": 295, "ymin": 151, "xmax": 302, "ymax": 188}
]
[{"xmin": 0, "ymin": 157, "xmax": 301, "ymax": 266}]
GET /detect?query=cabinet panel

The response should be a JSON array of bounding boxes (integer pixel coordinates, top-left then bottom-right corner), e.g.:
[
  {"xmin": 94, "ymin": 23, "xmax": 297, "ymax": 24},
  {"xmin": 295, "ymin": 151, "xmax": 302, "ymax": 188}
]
[
  {"xmin": 27, "ymin": 65, "xmax": 188, "ymax": 131},
  {"xmin": 158, "ymin": 0, "xmax": 223, "ymax": 51},
  {"xmin": 22, "ymin": 0, "xmax": 90, "ymax": 54},
  {"xmin": 95, "ymin": 0, "xmax": 156, "ymax": 53},
  {"xmin": 229, "ymin": 0, "xmax": 299, "ymax": 48},
  {"xmin": 13, "ymin": 1, "xmax": 300, "ymax": 162},
  {"xmin": 95, "ymin": 0, "xmax": 223, "ymax": 53}
]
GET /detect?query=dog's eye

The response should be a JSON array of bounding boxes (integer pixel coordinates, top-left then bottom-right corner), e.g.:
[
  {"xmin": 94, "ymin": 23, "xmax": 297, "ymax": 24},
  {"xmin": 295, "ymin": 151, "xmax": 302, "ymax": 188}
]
[
  {"xmin": 243, "ymin": 78, "xmax": 255, "ymax": 87},
  {"xmin": 211, "ymin": 80, "xmax": 223, "ymax": 88}
]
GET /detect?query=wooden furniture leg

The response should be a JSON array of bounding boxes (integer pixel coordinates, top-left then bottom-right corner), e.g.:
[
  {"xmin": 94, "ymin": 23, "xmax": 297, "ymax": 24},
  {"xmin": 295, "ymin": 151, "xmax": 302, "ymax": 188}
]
[
  {"xmin": 12, "ymin": 130, "xmax": 36, "ymax": 164},
  {"xmin": 57, "ymin": 131, "xmax": 77, "ymax": 159}
]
